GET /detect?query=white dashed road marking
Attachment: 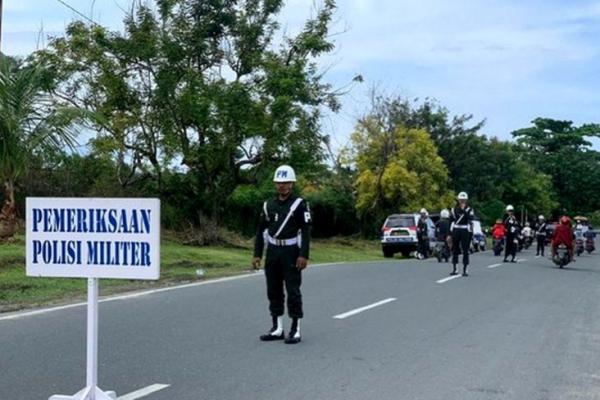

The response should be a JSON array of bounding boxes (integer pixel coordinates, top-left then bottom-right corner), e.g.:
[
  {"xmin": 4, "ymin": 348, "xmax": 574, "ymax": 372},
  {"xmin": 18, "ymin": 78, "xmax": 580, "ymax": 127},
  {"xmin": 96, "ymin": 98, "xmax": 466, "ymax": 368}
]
[
  {"xmin": 118, "ymin": 384, "xmax": 170, "ymax": 400},
  {"xmin": 436, "ymin": 275, "xmax": 462, "ymax": 284},
  {"xmin": 333, "ymin": 298, "xmax": 397, "ymax": 319}
]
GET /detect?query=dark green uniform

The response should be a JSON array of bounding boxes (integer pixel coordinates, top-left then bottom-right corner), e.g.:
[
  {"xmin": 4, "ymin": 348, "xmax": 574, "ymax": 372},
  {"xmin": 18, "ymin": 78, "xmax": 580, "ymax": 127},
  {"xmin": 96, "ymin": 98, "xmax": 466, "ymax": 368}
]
[{"xmin": 254, "ymin": 195, "xmax": 311, "ymax": 319}]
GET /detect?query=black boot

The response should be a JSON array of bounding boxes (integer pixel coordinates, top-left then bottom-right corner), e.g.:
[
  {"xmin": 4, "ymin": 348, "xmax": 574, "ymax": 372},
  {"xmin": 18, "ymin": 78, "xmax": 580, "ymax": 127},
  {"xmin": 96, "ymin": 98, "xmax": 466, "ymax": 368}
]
[
  {"xmin": 450, "ymin": 264, "xmax": 458, "ymax": 276},
  {"xmin": 284, "ymin": 318, "xmax": 301, "ymax": 344},
  {"xmin": 260, "ymin": 315, "xmax": 284, "ymax": 341},
  {"xmin": 462, "ymin": 265, "xmax": 469, "ymax": 277}
]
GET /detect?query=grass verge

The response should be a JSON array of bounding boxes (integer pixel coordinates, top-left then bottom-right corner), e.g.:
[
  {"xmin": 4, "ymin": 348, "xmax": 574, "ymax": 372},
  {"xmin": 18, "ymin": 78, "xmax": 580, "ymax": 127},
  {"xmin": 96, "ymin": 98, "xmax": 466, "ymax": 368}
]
[{"xmin": 0, "ymin": 235, "xmax": 386, "ymax": 313}]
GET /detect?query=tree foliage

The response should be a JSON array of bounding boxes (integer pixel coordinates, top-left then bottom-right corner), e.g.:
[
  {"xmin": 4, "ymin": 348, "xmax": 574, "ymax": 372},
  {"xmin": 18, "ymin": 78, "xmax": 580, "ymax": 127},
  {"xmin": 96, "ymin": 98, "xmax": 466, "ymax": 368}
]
[
  {"xmin": 37, "ymin": 0, "xmax": 340, "ymax": 226},
  {"xmin": 0, "ymin": 55, "xmax": 82, "ymax": 237},
  {"xmin": 351, "ymin": 117, "xmax": 455, "ymax": 233},
  {"xmin": 512, "ymin": 118, "xmax": 600, "ymax": 215}
]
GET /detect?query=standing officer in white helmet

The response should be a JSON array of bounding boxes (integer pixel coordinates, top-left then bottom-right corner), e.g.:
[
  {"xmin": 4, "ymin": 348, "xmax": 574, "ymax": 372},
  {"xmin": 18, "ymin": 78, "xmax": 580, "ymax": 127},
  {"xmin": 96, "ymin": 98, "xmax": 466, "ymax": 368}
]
[
  {"xmin": 252, "ymin": 165, "xmax": 311, "ymax": 344},
  {"xmin": 503, "ymin": 205, "xmax": 520, "ymax": 263},
  {"xmin": 417, "ymin": 208, "xmax": 430, "ymax": 259},
  {"xmin": 535, "ymin": 215, "xmax": 547, "ymax": 257},
  {"xmin": 449, "ymin": 192, "xmax": 475, "ymax": 276}
]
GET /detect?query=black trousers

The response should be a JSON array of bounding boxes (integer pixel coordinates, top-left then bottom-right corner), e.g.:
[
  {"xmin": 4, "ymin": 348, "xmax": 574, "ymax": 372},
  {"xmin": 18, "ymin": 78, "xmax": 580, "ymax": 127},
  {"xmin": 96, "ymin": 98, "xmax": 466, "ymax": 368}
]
[
  {"xmin": 418, "ymin": 237, "xmax": 429, "ymax": 258},
  {"xmin": 452, "ymin": 228, "xmax": 470, "ymax": 266},
  {"xmin": 264, "ymin": 245, "xmax": 303, "ymax": 319},
  {"xmin": 536, "ymin": 236, "xmax": 546, "ymax": 255},
  {"xmin": 505, "ymin": 235, "xmax": 517, "ymax": 259}
]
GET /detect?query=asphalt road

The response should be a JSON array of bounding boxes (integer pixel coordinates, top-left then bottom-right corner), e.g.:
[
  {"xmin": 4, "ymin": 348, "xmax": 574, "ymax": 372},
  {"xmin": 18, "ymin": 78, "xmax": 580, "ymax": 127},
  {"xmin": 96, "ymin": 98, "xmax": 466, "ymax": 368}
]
[{"xmin": 2, "ymin": 243, "xmax": 600, "ymax": 400}]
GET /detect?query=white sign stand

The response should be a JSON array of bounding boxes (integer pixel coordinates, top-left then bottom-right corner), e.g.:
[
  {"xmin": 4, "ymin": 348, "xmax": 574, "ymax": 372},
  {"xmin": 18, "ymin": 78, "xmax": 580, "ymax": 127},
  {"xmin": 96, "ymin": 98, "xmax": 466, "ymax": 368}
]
[
  {"xmin": 26, "ymin": 198, "xmax": 161, "ymax": 399},
  {"xmin": 49, "ymin": 278, "xmax": 117, "ymax": 400}
]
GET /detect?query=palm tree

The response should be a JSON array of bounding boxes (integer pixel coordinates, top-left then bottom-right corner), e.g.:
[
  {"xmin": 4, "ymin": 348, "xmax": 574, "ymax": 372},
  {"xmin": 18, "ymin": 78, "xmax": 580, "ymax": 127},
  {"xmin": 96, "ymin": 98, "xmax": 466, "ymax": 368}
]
[{"xmin": 0, "ymin": 55, "xmax": 79, "ymax": 238}]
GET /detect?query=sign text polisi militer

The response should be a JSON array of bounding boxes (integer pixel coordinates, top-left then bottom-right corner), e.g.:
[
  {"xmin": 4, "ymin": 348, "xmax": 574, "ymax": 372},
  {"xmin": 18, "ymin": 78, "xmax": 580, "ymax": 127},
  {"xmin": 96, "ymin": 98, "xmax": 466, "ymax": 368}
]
[{"xmin": 26, "ymin": 198, "xmax": 160, "ymax": 280}]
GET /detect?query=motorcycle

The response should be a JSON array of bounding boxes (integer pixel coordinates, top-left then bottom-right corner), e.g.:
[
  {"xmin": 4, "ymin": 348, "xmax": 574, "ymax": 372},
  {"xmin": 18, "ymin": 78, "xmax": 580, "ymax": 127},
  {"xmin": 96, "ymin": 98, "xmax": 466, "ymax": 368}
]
[
  {"xmin": 472, "ymin": 233, "xmax": 486, "ymax": 252},
  {"xmin": 493, "ymin": 238, "xmax": 504, "ymax": 256},
  {"xmin": 575, "ymin": 231, "xmax": 585, "ymax": 257},
  {"xmin": 586, "ymin": 238, "xmax": 595, "ymax": 254},
  {"xmin": 553, "ymin": 244, "xmax": 571, "ymax": 268},
  {"xmin": 524, "ymin": 235, "xmax": 533, "ymax": 250},
  {"xmin": 434, "ymin": 241, "xmax": 450, "ymax": 263},
  {"xmin": 515, "ymin": 232, "xmax": 524, "ymax": 252}
]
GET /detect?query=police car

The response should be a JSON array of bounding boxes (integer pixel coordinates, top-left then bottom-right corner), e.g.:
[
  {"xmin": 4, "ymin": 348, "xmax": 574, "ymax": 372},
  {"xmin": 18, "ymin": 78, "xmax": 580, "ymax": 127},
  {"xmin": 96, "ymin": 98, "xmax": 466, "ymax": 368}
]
[{"xmin": 381, "ymin": 213, "xmax": 437, "ymax": 258}]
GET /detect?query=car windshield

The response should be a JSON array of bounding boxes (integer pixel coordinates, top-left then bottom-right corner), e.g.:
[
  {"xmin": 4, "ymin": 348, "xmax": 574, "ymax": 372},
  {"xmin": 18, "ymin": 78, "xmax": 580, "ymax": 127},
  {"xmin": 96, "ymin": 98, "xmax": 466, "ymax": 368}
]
[{"xmin": 386, "ymin": 217, "xmax": 415, "ymax": 228}]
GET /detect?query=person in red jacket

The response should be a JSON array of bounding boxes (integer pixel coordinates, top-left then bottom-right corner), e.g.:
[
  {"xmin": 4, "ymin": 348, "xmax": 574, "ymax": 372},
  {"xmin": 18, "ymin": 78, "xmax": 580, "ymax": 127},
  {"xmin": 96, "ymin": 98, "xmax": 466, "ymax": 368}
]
[
  {"xmin": 551, "ymin": 216, "xmax": 575, "ymax": 260},
  {"xmin": 491, "ymin": 219, "xmax": 506, "ymax": 240}
]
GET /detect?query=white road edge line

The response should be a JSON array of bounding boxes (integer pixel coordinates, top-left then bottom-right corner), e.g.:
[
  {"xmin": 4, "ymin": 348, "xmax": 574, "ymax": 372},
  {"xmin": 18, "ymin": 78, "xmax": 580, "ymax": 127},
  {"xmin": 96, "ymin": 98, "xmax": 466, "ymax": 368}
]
[
  {"xmin": 333, "ymin": 298, "xmax": 397, "ymax": 319},
  {"xmin": 436, "ymin": 275, "xmax": 461, "ymax": 284},
  {"xmin": 487, "ymin": 263, "xmax": 503, "ymax": 269},
  {"xmin": 0, "ymin": 259, "xmax": 401, "ymax": 322},
  {"xmin": 118, "ymin": 384, "xmax": 170, "ymax": 400}
]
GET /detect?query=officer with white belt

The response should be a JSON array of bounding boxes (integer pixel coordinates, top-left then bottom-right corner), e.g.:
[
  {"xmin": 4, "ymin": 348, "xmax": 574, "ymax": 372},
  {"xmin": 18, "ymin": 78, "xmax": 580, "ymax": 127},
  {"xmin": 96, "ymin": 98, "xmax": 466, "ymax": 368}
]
[
  {"xmin": 252, "ymin": 165, "xmax": 311, "ymax": 344},
  {"xmin": 449, "ymin": 191, "xmax": 475, "ymax": 276}
]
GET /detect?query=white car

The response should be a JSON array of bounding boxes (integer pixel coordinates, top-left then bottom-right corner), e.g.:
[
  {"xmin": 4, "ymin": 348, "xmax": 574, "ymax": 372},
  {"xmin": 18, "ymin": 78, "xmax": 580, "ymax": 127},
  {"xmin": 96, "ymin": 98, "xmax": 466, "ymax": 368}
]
[{"xmin": 381, "ymin": 213, "xmax": 436, "ymax": 258}]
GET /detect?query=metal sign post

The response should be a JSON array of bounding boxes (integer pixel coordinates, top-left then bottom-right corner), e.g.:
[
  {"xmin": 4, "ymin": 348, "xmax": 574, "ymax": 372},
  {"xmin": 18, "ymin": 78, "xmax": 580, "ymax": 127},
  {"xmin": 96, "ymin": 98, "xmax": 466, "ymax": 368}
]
[{"xmin": 50, "ymin": 278, "xmax": 116, "ymax": 400}]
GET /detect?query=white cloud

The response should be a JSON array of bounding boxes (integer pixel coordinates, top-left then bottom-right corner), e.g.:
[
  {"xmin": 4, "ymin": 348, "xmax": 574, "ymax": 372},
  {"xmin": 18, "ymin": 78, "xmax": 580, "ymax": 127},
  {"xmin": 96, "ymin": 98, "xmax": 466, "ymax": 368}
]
[{"xmin": 4, "ymin": 0, "xmax": 600, "ymax": 146}]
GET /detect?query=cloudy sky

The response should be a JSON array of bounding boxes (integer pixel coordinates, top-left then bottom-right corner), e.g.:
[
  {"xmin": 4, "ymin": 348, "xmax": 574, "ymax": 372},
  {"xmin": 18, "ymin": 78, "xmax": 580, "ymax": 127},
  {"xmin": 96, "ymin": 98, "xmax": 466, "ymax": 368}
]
[{"xmin": 4, "ymin": 0, "xmax": 600, "ymax": 149}]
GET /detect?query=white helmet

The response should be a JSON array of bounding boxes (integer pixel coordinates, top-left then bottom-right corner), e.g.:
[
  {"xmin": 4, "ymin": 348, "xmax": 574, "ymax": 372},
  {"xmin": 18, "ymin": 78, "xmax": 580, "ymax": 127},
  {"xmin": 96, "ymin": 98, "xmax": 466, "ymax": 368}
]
[
  {"xmin": 506, "ymin": 205, "xmax": 514, "ymax": 212},
  {"xmin": 420, "ymin": 208, "xmax": 428, "ymax": 215},
  {"xmin": 273, "ymin": 165, "xmax": 296, "ymax": 182},
  {"xmin": 440, "ymin": 209, "xmax": 450, "ymax": 219},
  {"xmin": 457, "ymin": 192, "xmax": 468, "ymax": 200},
  {"xmin": 538, "ymin": 215, "xmax": 545, "ymax": 220}
]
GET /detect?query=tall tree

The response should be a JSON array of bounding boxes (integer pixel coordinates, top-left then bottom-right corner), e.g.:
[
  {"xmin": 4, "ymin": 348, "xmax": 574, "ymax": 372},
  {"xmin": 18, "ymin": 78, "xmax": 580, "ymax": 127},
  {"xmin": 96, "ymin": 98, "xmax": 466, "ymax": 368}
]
[
  {"xmin": 512, "ymin": 118, "xmax": 600, "ymax": 214},
  {"xmin": 360, "ymin": 94, "xmax": 557, "ymax": 224},
  {"xmin": 351, "ymin": 117, "xmax": 455, "ymax": 234},
  {"xmin": 0, "ymin": 55, "xmax": 80, "ymax": 238},
  {"xmin": 38, "ymin": 0, "xmax": 340, "ymax": 230}
]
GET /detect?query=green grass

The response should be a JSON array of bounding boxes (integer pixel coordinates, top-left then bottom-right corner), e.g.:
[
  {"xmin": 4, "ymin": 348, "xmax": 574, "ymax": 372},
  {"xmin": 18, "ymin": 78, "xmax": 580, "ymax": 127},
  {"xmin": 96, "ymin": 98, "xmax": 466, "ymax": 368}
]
[{"xmin": 0, "ymin": 235, "xmax": 384, "ymax": 312}]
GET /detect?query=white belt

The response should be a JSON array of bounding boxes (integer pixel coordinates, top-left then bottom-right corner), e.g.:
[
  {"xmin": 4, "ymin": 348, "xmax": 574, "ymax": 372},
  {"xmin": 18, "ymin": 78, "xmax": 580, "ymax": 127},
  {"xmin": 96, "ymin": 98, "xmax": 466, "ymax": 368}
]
[
  {"xmin": 454, "ymin": 225, "xmax": 469, "ymax": 229},
  {"xmin": 267, "ymin": 235, "xmax": 298, "ymax": 246}
]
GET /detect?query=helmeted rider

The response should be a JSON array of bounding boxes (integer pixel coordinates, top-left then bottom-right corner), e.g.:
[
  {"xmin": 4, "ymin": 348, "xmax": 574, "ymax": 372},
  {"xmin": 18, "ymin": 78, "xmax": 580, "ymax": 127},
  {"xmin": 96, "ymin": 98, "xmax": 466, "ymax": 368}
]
[
  {"xmin": 535, "ymin": 215, "xmax": 547, "ymax": 256},
  {"xmin": 503, "ymin": 205, "xmax": 520, "ymax": 263},
  {"xmin": 435, "ymin": 209, "xmax": 451, "ymax": 262},
  {"xmin": 417, "ymin": 208, "xmax": 430, "ymax": 259},
  {"xmin": 551, "ymin": 216, "xmax": 575, "ymax": 260},
  {"xmin": 436, "ymin": 209, "xmax": 451, "ymax": 241},
  {"xmin": 449, "ymin": 192, "xmax": 475, "ymax": 276},
  {"xmin": 491, "ymin": 219, "xmax": 506, "ymax": 241},
  {"xmin": 522, "ymin": 222, "xmax": 532, "ymax": 239}
]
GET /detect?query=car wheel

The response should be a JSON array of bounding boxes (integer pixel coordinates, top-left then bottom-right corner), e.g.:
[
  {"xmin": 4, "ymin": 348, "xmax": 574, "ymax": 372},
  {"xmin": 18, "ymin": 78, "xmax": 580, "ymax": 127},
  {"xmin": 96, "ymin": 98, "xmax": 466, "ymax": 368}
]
[{"xmin": 383, "ymin": 248, "xmax": 394, "ymax": 258}]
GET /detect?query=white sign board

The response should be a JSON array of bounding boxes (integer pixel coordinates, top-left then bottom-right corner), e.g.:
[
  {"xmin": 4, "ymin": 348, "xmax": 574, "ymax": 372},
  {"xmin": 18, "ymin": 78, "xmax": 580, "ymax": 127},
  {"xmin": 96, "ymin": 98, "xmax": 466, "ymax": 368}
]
[{"xmin": 26, "ymin": 197, "xmax": 160, "ymax": 280}]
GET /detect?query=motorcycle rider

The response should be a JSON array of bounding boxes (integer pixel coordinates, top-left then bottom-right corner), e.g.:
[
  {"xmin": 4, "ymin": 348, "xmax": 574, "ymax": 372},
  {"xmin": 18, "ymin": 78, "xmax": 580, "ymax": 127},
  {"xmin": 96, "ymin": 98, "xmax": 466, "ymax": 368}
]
[
  {"xmin": 584, "ymin": 228, "xmax": 596, "ymax": 253},
  {"xmin": 491, "ymin": 219, "xmax": 506, "ymax": 256},
  {"xmin": 417, "ymin": 209, "xmax": 430, "ymax": 259},
  {"xmin": 492, "ymin": 219, "xmax": 506, "ymax": 241},
  {"xmin": 535, "ymin": 215, "xmax": 547, "ymax": 257},
  {"xmin": 435, "ymin": 209, "xmax": 451, "ymax": 262},
  {"xmin": 503, "ymin": 205, "xmax": 520, "ymax": 263},
  {"xmin": 522, "ymin": 222, "xmax": 533, "ymax": 248},
  {"xmin": 551, "ymin": 216, "xmax": 575, "ymax": 261},
  {"xmin": 449, "ymin": 192, "xmax": 475, "ymax": 277}
]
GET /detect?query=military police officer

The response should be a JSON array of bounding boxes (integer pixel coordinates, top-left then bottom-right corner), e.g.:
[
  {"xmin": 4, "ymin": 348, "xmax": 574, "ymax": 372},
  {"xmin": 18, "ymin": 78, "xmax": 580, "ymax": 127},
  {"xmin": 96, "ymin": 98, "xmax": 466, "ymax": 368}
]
[
  {"xmin": 449, "ymin": 192, "xmax": 475, "ymax": 277},
  {"xmin": 252, "ymin": 165, "xmax": 311, "ymax": 344},
  {"xmin": 503, "ymin": 205, "xmax": 520, "ymax": 263}
]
